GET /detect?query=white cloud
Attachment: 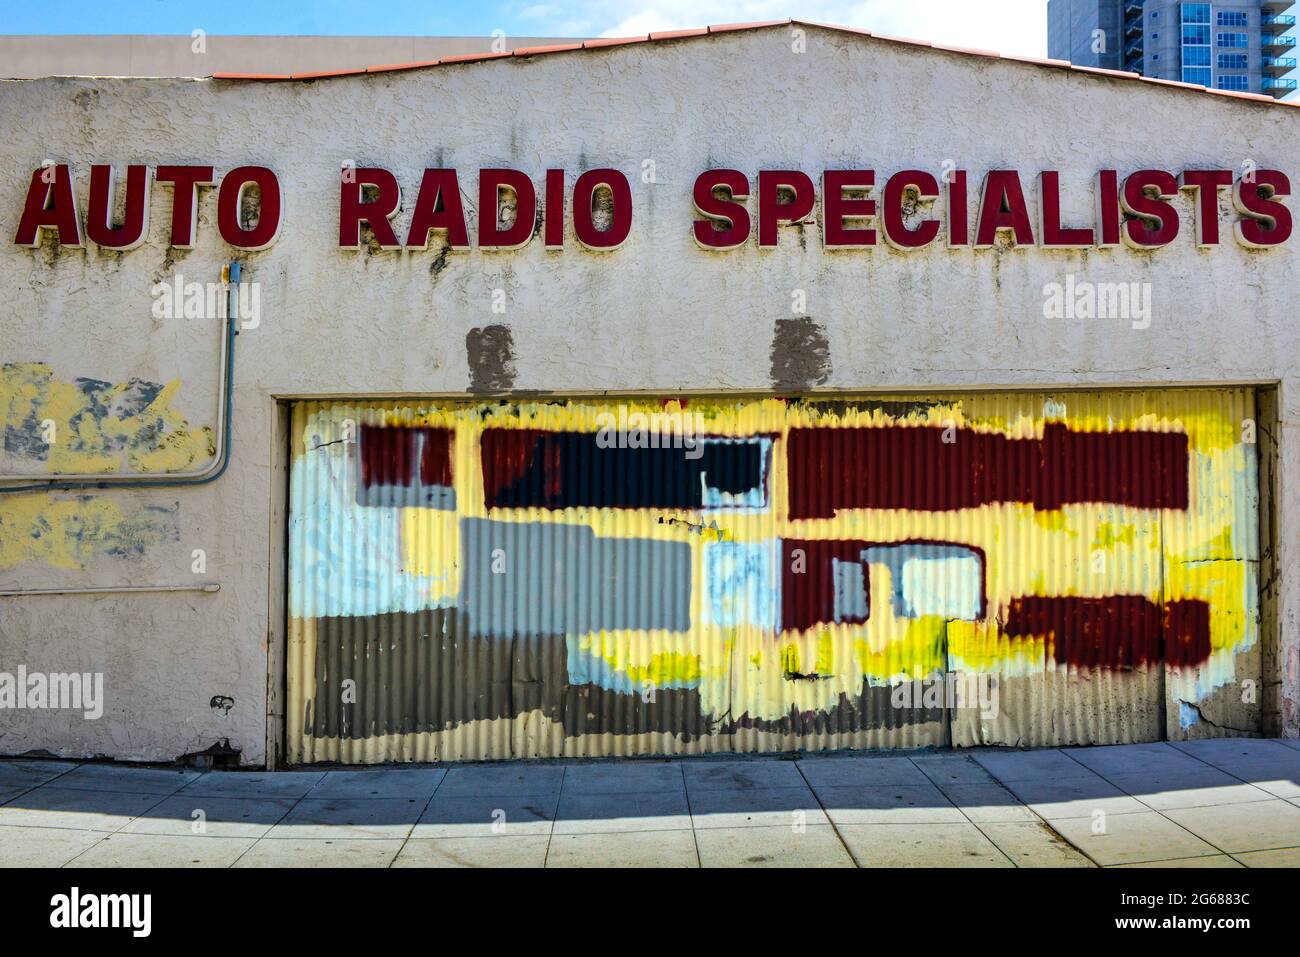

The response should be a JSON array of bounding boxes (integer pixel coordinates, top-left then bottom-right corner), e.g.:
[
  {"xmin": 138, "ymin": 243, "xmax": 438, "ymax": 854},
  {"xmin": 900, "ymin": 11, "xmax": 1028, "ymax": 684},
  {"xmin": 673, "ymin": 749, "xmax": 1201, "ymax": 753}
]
[{"xmin": 516, "ymin": 1, "xmax": 1047, "ymax": 58}]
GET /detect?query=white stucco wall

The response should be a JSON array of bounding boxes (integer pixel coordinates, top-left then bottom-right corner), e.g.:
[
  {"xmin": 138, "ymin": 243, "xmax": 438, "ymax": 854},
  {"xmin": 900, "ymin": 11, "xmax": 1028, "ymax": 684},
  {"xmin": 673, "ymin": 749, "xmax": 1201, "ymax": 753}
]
[{"xmin": 0, "ymin": 25, "xmax": 1296, "ymax": 764}]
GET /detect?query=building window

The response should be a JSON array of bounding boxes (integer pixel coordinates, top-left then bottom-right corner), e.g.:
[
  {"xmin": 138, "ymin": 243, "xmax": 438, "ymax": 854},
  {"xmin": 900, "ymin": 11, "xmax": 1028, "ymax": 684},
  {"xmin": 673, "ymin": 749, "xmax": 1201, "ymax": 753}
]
[
  {"xmin": 1217, "ymin": 11, "xmax": 1249, "ymax": 27},
  {"xmin": 1219, "ymin": 52, "xmax": 1248, "ymax": 69},
  {"xmin": 1217, "ymin": 75, "xmax": 1250, "ymax": 90},
  {"xmin": 1182, "ymin": 3, "xmax": 1214, "ymax": 85},
  {"xmin": 1217, "ymin": 32, "xmax": 1249, "ymax": 47}
]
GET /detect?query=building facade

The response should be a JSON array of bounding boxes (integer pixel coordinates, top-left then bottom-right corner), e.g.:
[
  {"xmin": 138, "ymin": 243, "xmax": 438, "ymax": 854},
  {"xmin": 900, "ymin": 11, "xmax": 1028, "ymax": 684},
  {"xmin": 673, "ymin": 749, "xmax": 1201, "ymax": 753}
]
[
  {"xmin": 1, "ymin": 22, "xmax": 1298, "ymax": 767},
  {"xmin": 1049, "ymin": 0, "xmax": 1297, "ymax": 97}
]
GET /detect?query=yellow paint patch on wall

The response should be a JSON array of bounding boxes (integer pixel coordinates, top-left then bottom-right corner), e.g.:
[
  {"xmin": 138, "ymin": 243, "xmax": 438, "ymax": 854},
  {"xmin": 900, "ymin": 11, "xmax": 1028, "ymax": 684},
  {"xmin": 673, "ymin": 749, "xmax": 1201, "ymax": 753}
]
[
  {"xmin": 0, "ymin": 493, "xmax": 179, "ymax": 570},
  {"xmin": 854, "ymin": 616, "xmax": 947, "ymax": 680},
  {"xmin": 572, "ymin": 631, "xmax": 706, "ymax": 687},
  {"xmin": 1, "ymin": 363, "xmax": 213, "ymax": 475},
  {"xmin": 626, "ymin": 652, "xmax": 703, "ymax": 688},
  {"xmin": 1093, "ymin": 522, "xmax": 1137, "ymax": 550},
  {"xmin": 948, "ymin": 619, "xmax": 1045, "ymax": 676},
  {"xmin": 399, "ymin": 507, "xmax": 458, "ymax": 602},
  {"xmin": 1167, "ymin": 559, "xmax": 1256, "ymax": 654}
]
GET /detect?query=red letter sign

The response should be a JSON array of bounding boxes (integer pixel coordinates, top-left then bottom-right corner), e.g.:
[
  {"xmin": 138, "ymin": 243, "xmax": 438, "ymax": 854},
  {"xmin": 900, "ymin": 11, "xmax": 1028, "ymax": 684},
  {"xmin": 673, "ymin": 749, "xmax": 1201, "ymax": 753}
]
[
  {"xmin": 544, "ymin": 169, "xmax": 565, "ymax": 249},
  {"xmin": 948, "ymin": 170, "xmax": 969, "ymax": 247},
  {"xmin": 406, "ymin": 169, "xmax": 469, "ymax": 250},
  {"xmin": 339, "ymin": 167, "xmax": 402, "ymax": 249},
  {"xmin": 757, "ymin": 170, "xmax": 815, "ymax": 247},
  {"xmin": 823, "ymin": 170, "xmax": 876, "ymax": 248},
  {"xmin": 14, "ymin": 164, "xmax": 82, "ymax": 248},
  {"xmin": 1096, "ymin": 170, "xmax": 1122, "ymax": 248},
  {"xmin": 156, "ymin": 165, "xmax": 216, "ymax": 248},
  {"xmin": 86, "ymin": 164, "xmax": 150, "ymax": 250},
  {"xmin": 1234, "ymin": 170, "xmax": 1292, "ymax": 248},
  {"xmin": 1179, "ymin": 170, "xmax": 1233, "ymax": 246},
  {"xmin": 692, "ymin": 170, "xmax": 750, "ymax": 250},
  {"xmin": 479, "ymin": 169, "xmax": 537, "ymax": 250},
  {"xmin": 976, "ymin": 171, "xmax": 1034, "ymax": 247},
  {"xmin": 217, "ymin": 166, "xmax": 281, "ymax": 250},
  {"xmin": 1122, "ymin": 170, "xmax": 1179, "ymax": 248},
  {"xmin": 882, "ymin": 170, "xmax": 940, "ymax": 250},
  {"xmin": 572, "ymin": 169, "xmax": 632, "ymax": 250},
  {"xmin": 1038, "ymin": 171, "xmax": 1094, "ymax": 248}
]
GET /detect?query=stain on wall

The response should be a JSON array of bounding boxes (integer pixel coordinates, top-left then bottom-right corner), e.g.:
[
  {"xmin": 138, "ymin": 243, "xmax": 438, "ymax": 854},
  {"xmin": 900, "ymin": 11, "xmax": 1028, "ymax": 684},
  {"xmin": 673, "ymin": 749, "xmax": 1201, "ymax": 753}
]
[
  {"xmin": 465, "ymin": 325, "xmax": 516, "ymax": 393},
  {"xmin": 287, "ymin": 390, "xmax": 1261, "ymax": 763},
  {"xmin": 770, "ymin": 317, "xmax": 831, "ymax": 392}
]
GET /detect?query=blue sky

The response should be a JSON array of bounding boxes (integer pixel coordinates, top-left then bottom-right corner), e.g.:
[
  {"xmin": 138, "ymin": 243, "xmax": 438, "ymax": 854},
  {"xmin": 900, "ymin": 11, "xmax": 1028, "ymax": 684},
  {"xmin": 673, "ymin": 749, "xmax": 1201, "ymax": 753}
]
[{"xmin": 0, "ymin": 0, "xmax": 1049, "ymax": 57}]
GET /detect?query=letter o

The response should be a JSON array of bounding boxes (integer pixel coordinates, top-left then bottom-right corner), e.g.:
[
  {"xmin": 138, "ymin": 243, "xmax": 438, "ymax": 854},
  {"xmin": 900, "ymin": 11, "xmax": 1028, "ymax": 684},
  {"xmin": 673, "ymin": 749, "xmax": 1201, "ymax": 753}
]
[
  {"xmin": 572, "ymin": 169, "xmax": 632, "ymax": 250},
  {"xmin": 218, "ymin": 166, "xmax": 282, "ymax": 250}
]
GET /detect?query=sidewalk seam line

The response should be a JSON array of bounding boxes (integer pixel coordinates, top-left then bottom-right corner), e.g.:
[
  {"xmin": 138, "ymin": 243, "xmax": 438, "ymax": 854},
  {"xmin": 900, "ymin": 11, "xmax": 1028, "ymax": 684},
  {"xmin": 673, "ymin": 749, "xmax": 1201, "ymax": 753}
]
[
  {"xmin": 935, "ymin": 766, "xmax": 1023, "ymax": 867},
  {"xmin": 389, "ymin": 769, "xmax": 447, "ymax": 868},
  {"xmin": 792, "ymin": 757, "xmax": 857, "ymax": 868},
  {"xmin": 543, "ymin": 764, "xmax": 565, "ymax": 868},
  {"xmin": 227, "ymin": 779, "xmax": 317, "ymax": 867},
  {"xmin": 1058, "ymin": 748, "xmax": 1235, "ymax": 861},
  {"xmin": 988, "ymin": 752, "xmax": 1106, "ymax": 866},
  {"xmin": 58, "ymin": 773, "xmax": 178, "ymax": 867},
  {"xmin": 679, "ymin": 762, "xmax": 702, "ymax": 868}
]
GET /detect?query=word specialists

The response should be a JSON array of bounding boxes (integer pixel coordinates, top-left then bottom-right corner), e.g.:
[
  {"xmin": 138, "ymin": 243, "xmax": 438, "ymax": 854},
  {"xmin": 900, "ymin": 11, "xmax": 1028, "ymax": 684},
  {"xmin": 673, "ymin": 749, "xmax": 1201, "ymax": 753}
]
[{"xmin": 13, "ymin": 164, "xmax": 1291, "ymax": 252}]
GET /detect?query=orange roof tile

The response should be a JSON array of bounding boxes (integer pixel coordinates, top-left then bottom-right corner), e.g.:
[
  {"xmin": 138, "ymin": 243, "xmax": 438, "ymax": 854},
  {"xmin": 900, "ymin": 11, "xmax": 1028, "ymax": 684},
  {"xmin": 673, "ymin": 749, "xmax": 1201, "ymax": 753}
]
[
  {"xmin": 513, "ymin": 42, "xmax": 585, "ymax": 57},
  {"xmin": 437, "ymin": 50, "xmax": 512, "ymax": 65},
  {"xmin": 580, "ymin": 36, "xmax": 646, "ymax": 50},
  {"xmin": 366, "ymin": 60, "xmax": 440, "ymax": 74}
]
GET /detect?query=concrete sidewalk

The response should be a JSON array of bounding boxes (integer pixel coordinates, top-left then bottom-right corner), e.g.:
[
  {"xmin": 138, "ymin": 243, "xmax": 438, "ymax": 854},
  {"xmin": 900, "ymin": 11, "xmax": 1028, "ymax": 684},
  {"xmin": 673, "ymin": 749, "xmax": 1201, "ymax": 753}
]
[{"xmin": 1, "ymin": 738, "xmax": 1298, "ymax": 867}]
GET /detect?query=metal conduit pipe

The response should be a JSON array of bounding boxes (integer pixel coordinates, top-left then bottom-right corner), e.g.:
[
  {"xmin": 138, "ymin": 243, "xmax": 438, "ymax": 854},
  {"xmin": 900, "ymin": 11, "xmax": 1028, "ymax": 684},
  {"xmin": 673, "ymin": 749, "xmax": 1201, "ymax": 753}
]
[
  {"xmin": 0, "ymin": 583, "xmax": 221, "ymax": 597},
  {"xmin": 0, "ymin": 262, "xmax": 242, "ymax": 494}
]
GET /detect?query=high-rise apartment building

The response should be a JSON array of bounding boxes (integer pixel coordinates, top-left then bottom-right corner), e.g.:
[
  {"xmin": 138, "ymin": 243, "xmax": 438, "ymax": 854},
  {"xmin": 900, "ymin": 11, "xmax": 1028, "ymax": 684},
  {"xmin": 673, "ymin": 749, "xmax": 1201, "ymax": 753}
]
[{"xmin": 1048, "ymin": 0, "xmax": 1296, "ymax": 97}]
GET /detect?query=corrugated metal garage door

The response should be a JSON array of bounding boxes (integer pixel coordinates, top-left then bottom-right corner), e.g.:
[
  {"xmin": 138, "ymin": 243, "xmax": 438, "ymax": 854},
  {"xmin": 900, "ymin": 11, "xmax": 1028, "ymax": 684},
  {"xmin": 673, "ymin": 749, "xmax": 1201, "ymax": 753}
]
[{"xmin": 286, "ymin": 389, "xmax": 1262, "ymax": 764}]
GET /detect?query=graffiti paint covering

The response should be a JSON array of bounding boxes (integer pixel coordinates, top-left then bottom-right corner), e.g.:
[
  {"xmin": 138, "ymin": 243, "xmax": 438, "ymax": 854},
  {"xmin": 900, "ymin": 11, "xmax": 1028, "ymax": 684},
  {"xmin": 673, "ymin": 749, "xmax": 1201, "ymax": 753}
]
[
  {"xmin": 0, "ymin": 362, "xmax": 206, "ymax": 570},
  {"xmin": 287, "ymin": 390, "xmax": 1261, "ymax": 764}
]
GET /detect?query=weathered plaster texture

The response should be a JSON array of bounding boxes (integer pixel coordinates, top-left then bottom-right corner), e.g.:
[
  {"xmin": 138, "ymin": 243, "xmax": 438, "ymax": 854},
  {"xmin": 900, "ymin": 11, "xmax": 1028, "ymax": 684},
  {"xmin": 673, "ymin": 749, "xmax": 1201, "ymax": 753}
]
[{"xmin": 0, "ymin": 26, "xmax": 1297, "ymax": 763}]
